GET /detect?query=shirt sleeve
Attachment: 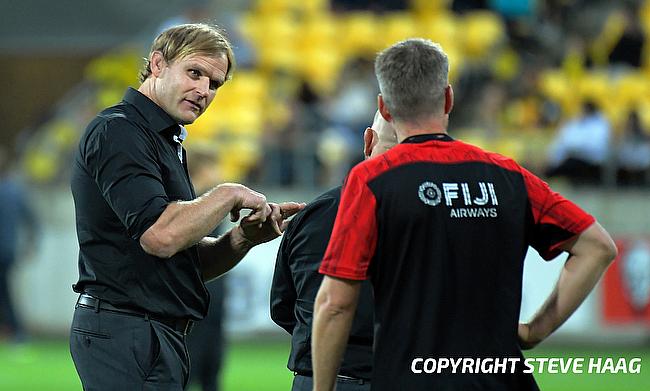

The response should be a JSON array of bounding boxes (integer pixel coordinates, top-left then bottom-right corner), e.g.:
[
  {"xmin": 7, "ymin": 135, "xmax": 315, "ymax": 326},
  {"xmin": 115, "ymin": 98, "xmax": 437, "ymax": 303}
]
[
  {"xmin": 270, "ymin": 219, "xmax": 298, "ymax": 334},
  {"xmin": 319, "ymin": 169, "xmax": 377, "ymax": 280},
  {"xmin": 82, "ymin": 118, "xmax": 170, "ymax": 240},
  {"xmin": 522, "ymin": 168, "xmax": 595, "ymax": 260}
]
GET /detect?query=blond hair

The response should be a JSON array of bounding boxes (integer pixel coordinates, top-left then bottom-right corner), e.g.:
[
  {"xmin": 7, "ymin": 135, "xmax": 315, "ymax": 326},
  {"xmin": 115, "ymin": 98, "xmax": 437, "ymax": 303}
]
[{"xmin": 139, "ymin": 23, "xmax": 236, "ymax": 83}]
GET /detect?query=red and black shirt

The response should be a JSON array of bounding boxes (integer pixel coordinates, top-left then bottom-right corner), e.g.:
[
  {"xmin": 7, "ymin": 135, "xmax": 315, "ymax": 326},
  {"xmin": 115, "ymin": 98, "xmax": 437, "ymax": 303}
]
[{"xmin": 320, "ymin": 133, "xmax": 594, "ymax": 390}]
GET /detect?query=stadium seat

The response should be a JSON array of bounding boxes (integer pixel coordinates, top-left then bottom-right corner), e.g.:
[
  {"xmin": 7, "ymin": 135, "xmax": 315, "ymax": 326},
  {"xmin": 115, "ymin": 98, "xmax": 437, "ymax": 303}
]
[
  {"xmin": 460, "ymin": 11, "xmax": 505, "ymax": 60},
  {"xmin": 417, "ymin": 11, "xmax": 458, "ymax": 51},
  {"xmin": 339, "ymin": 12, "xmax": 378, "ymax": 55},
  {"xmin": 379, "ymin": 13, "xmax": 418, "ymax": 50}
]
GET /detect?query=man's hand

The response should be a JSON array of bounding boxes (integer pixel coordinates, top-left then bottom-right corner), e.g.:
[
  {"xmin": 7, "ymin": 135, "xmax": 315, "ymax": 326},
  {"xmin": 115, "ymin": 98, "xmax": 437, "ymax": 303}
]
[
  {"xmin": 235, "ymin": 201, "xmax": 305, "ymax": 246},
  {"xmin": 517, "ymin": 322, "xmax": 542, "ymax": 350},
  {"xmin": 219, "ymin": 183, "xmax": 272, "ymax": 223}
]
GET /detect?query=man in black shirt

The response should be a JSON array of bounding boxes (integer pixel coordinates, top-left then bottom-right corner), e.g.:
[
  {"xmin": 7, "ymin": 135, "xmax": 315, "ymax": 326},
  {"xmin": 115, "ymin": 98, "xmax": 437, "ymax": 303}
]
[
  {"xmin": 312, "ymin": 39, "xmax": 617, "ymax": 391},
  {"xmin": 270, "ymin": 111, "xmax": 396, "ymax": 391},
  {"xmin": 69, "ymin": 24, "xmax": 303, "ymax": 390}
]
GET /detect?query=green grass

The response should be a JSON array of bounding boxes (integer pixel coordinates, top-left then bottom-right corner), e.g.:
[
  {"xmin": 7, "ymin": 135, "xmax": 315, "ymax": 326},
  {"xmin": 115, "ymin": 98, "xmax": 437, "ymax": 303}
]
[{"xmin": 0, "ymin": 340, "xmax": 648, "ymax": 390}]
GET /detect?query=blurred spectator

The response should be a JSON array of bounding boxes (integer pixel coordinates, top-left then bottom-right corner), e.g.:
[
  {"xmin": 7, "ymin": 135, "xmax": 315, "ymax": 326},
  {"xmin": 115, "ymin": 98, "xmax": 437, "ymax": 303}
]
[
  {"xmin": 608, "ymin": 4, "xmax": 645, "ymax": 69},
  {"xmin": 616, "ymin": 111, "xmax": 650, "ymax": 186},
  {"xmin": 265, "ymin": 80, "xmax": 325, "ymax": 187},
  {"xmin": 452, "ymin": 0, "xmax": 488, "ymax": 13},
  {"xmin": 545, "ymin": 101, "xmax": 611, "ymax": 184},
  {"xmin": 488, "ymin": 0, "xmax": 535, "ymax": 20},
  {"xmin": 332, "ymin": 0, "xmax": 406, "ymax": 12},
  {"xmin": 186, "ymin": 147, "xmax": 228, "ymax": 391},
  {"xmin": 319, "ymin": 58, "xmax": 378, "ymax": 186},
  {"xmin": 0, "ymin": 146, "xmax": 38, "ymax": 343}
]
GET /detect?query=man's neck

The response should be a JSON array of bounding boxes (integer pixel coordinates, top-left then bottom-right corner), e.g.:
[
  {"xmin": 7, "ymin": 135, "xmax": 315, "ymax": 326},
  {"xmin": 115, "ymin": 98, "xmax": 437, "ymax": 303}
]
[
  {"xmin": 394, "ymin": 117, "xmax": 448, "ymax": 143},
  {"xmin": 138, "ymin": 80, "xmax": 158, "ymax": 107}
]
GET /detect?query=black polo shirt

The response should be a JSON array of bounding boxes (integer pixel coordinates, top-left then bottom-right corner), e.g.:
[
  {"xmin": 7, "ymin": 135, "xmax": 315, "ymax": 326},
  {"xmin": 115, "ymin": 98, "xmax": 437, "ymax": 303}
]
[
  {"xmin": 321, "ymin": 133, "xmax": 594, "ymax": 390},
  {"xmin": 71, "ymin": 87, "xmax": 208, "ymax": 320},
  {"xmin": 271, "ymin": 186, "xmax": 374, "ymax": 380}
]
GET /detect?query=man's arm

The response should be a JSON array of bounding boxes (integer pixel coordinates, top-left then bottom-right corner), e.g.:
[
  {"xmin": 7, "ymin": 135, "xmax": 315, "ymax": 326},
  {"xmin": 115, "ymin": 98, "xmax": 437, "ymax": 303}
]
[
  {"xmin": 312, "ymin": 275, "xmax": 361, "ymax": 391},
  {"xmin": 139, "ymin": 183, "xmax": 271, "ymax": 258},
  {"xmin": 198, "ymin": 202, "xmax": 305, "ymax": 281},
  {"xmin": 519, "ymin": 222, "xmax": 617, "ymax": 349}
]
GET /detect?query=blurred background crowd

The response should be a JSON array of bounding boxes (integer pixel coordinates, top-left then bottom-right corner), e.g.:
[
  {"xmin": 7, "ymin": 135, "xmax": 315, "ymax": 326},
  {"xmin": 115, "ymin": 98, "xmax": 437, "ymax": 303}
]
[
  {"xmin": 0, "ymin": 1, "xmax": 649, "ymax": 390},
  {"xmin": 4, "ymin": 0, "xmax": 650, "ymax": 189}
]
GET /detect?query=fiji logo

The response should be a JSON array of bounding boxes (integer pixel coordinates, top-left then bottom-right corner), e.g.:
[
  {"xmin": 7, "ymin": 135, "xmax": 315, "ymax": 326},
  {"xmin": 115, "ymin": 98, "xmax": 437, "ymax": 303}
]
[
  {"xmin": 418, "ymin": 182, "xmax": 442, "ymax": 206},
  {"xmin": 417, "ymin": 180, "xmax": 499, "ymax": 218}
]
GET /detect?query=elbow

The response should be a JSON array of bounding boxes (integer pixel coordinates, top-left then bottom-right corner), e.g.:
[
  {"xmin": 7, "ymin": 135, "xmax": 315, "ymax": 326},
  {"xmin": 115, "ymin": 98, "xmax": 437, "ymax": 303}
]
[
  {"xmin": 602, "ymin": 238, "xmax": 618, "ymax": 265},
  {"xmin": 317, "ymin": 293, "xmax": 356, "ymax": 318},
  {"xmin": 140, "ymin": 227, "xmax": 179, "ymax": 258},
  {"xmin": 594, "ymin": 233, "xmax": 618, "ymax": 267}
]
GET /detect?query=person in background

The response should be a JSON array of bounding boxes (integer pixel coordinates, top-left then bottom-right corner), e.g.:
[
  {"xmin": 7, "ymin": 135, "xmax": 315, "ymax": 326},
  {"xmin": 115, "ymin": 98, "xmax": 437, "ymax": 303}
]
[
  {"xmin": 186, "ymin": 146, "xmax": 228, "ymax": 391},
  {"xmin": 0, "ymin": 146, "xmax": 38, "ymax": 344},
  {"xmin": 616, "ymin": 111, "xmax": 650, "ymax": 186},
  {"xmin": 545, "ymin": 100, "xmax": 611, "ymax": 184}
]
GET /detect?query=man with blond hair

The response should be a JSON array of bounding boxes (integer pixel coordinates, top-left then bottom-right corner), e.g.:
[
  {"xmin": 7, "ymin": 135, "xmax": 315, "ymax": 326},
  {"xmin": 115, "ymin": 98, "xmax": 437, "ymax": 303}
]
[{"xmin": 70, "ymin": 24, "xmax": 303, "ymax": 389}]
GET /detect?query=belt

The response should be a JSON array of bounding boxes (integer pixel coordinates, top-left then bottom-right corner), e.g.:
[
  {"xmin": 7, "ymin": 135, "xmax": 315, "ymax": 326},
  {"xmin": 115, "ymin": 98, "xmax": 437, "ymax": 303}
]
[
  {"xmin": 294, "ymin": 371, "xmax": 368, "ymax": 385},
  {"xmin": 76, "ymin": 293, "xmax": 194, "ymax": 335}
]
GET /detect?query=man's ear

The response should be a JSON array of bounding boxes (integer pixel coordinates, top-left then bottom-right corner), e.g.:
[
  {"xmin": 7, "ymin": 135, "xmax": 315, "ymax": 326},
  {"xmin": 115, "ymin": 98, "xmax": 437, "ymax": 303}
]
[
  {"xmin": 363, "ymin": 127, "xmax": 375, "ymax": 158},
  {"xmin": 150, "ymin": 51, "xmax": 167, "ymax": 77},
  {"xmin": 378, "ymin": 94, "xmax": 393, "ymax": 122},
  {"xmin": 444, "ymin": 85, "xmax": 454, "ymax": 115}
]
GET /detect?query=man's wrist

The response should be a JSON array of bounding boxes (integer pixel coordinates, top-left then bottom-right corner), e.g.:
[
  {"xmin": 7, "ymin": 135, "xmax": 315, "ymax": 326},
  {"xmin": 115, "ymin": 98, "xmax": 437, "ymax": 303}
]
[
  {"xmin": 215, "ymin": 183, "xmax": 242, "ymax": 209},
  {"xmin": 230, "ymin": 225, "xmax": 255, "ymax": 252}
]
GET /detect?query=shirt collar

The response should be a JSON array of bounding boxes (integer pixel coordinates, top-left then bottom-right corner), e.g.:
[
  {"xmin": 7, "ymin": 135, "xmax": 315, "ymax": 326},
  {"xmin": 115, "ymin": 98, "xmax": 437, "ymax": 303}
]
[
  {"xmin": 174, "ymin": 125, "xmax": 188, "ymax": 144},
  {"xmin": 401, "ymin": 133, "xmax": 454, "ymax": 144},
  {"xmin": 122, "ymin": 87, "xmax": 178, "ymax": 134}
]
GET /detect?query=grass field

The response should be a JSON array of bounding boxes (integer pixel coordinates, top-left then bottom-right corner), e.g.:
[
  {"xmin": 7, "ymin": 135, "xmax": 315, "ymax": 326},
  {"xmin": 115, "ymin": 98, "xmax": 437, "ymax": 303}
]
[{"xmin": 0, "ymin": 339, "xmax": 648, "ymax": 390}]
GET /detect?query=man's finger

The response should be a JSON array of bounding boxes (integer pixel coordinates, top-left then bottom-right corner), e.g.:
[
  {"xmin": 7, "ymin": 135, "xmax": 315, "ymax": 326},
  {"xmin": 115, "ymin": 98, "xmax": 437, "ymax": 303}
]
[
  {"xmin": 268, "ymin": 203, "xmax": 283, "ymax": 236},
  {"xmin": 279, "ymin": 202, "xmax": 306, "ymax": 219},
  {"xmin": 247, "ymin": 202, "xmax": 271, "ymax": 223},
  {"xmin": 230, "ymin": 209, "xmax": 240, "ymax": 222},
  {"xmin": 280, "ymin": 220, "xmax": 291, "ymax": 232}
]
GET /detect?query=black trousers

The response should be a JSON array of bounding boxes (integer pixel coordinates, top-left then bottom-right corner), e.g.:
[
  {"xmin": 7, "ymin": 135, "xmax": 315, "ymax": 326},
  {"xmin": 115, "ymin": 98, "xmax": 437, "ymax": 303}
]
[
  {"xmin": 0, "ymin": 262, "xmax": 22, "ymax": 339},
  {"xmin": 70, "ymin": 305, "xmax": 189, "ymax": 390},
  {"xmin": 292, "ymin": 374, "xmax": 371, "ymax": 391}
]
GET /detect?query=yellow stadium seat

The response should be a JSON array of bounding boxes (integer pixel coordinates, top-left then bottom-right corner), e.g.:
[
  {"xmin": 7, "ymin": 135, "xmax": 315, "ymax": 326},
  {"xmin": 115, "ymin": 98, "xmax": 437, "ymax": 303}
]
[
  {"xmin": 417, "ymin": 11, "xmax": 458, "ymax": 50},
  {"xmin": 298, "ymin": 15, "xmax": 339, "ymax": 49},
  {"xmin": 460, "ymin": 11, "xmax": 505, "ymax": 60},
  {"xmin": 578, "ymin": 72, "xmax": 609, "ymax": 107},
  {"xmin": 85, "ymin": 48, "xmax": 140, "ymax": 87},
  {"xmin": 616, "ymin": 73, "xmax": 648, "ymax": 108},
  {"xmin": 255, "ymin": 0, "xmax": 294, "ymax": 15},
  {"xmin": 490, "ymin": 48, "xmax": 520, "ymax": 81},
  {"xmin": 410, "ymin": 0, "xmax": 451, "ymax": 14},
  {"xmin": 225, "ymin": 71, "xmax": 268, "ymax": 101},
  {"xmin": 248, "ymin": 15, "xmax": 301, "ymax": 71},
  {"xmin": 299, "ymin": 47, "xmax": 345, "ymax": 94},
  {"xmin": 379, "ymin": 13, "xmax": 418, "ymax": 50},
  {"xmin": 300, "ymin": 0, "xmax": 329, "ymax": 15},
  {"xmin": 589, "ymin": 11, "xmax": 625, "ymax": 67},
  {"xmin": 340, "ymin": 12, "xmax": 379, "ymax": 55},
  {"xmin": 538, "ymin": 70, "xmax": 580, "ymax": 116}
]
